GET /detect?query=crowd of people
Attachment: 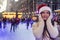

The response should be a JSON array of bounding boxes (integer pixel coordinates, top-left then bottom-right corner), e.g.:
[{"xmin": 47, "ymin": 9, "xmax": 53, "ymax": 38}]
[{"xmin": 0, "ymin": 15, "xmax": 38, "ymax": 32}]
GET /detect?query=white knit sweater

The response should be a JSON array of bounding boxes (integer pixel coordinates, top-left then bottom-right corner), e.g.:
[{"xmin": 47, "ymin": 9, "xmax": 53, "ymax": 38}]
[{"xmin": 32, "ymin": 21, "xmax": 59, "ymax": 40}]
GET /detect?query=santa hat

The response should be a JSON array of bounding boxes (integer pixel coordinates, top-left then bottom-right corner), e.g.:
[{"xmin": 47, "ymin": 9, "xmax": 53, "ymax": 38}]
[
  {"xmin": 38, "ymin": 3, "xmax": 53, "ymax": 18},
  {"xmin": 38, "ymin": 3, "xmax": 52, "ymax": 14}
]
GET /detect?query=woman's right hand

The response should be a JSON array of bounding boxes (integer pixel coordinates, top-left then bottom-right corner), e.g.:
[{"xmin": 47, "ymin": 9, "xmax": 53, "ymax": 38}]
[{"xmin": 39, "ymin": 14, "xmax": 44, "ymax": 23}]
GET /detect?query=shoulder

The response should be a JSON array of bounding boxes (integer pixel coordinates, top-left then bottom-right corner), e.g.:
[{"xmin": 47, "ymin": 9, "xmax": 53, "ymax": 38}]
[{"xmin": 32, "ymin": 22, "xmax": 39, "ymax": 27}]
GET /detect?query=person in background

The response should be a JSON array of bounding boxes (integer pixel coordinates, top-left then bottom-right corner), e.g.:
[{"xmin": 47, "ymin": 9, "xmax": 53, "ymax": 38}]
[
  {"xmin": 10, "ymin": 17, "xmax": 16, "ymax": 32},
  {"xmin": 3, "ymin": 17, "xmax": 7, "ymax": 29},
  {"xmin": 26, "ymin": 15, "xmax": 31, "ymax": 29},
  {"xmin": 15, "ymin": 17, "xmax": 20, "ymax": 30},
  {"xmin": 32, "ymin": 4, "xmax": 59, "ymax": 40},
  {"xmin": 31, "ymin": 15, "xmax": 39, "ymax": 28},
  {"xmin": 0, "ymin": 18, "xmax": 2, "ymax": 29},
  {"xmin": 21, "ymin": 16, "xmax": 25, "ymax": 23}
]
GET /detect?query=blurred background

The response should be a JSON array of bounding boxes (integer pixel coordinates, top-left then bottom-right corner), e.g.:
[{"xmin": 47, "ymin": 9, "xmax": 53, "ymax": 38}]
[{"xmin": 0, "ymin": 0, "xmax": 60, "ymax": 40}]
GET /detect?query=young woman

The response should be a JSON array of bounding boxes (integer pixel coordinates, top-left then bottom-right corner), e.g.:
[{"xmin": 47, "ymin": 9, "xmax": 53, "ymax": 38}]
[{"xmin": 32, "ymin": 4, "xmax": 59, "ymax": 40}]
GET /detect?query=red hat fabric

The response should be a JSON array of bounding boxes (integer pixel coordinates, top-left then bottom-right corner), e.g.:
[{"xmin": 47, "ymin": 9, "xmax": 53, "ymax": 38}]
[{"xmin": 38, "ymin": 3, "xmax": 47, "ymax": 11}]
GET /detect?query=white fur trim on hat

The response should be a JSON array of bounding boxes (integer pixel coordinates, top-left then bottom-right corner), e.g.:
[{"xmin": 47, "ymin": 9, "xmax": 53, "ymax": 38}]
[{"xmin": 39, "ymin": 6, "xmax": 52, "ymax": 13}]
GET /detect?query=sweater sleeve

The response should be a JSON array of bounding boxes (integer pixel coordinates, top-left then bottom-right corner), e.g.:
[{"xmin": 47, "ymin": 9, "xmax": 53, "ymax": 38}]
[
  {"xmin": 32, "ymin": 22, "xmax": 44, "ymax": 38},
  {"xmin": 46, "ymin": 21, "xmax": 59, "ymax": 38}
]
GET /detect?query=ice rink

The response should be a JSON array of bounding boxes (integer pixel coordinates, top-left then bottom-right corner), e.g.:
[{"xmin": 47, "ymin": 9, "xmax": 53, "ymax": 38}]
[{"xmin": 0, "ymin": 22, "xmax": 35, "ymax": 40}]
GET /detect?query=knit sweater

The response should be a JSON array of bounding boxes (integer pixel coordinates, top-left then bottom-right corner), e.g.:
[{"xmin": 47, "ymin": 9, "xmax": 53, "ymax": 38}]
[{"xmin": 32, "ymin": 21, "xmax": 59, "ymax": 40}]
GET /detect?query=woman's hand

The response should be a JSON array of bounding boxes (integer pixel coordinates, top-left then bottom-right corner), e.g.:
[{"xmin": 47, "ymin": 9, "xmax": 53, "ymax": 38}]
[
  {"xmin": 46, "ymin": 16, "xmax": 51, "ymax": 23},
  {"xmin": 39, "ymin": 14, "xmax": 44, "ymax": 24},
  {"xmin": 46, "ymin": 16, "xmax": 59, "ymax": 38}
]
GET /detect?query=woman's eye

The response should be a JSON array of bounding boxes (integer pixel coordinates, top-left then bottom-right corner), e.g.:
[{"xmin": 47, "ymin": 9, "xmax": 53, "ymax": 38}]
[{"xmin": 47, "ymin": 12, "xmax": 50, "ymax": 14}]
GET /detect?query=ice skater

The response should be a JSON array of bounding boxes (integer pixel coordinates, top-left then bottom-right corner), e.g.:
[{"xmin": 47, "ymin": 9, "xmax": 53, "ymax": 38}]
[
  {"xmin": 0, "ymin": 18, "xmax": 2, "ymax": 29},
  {"xmin": 3, "ymin": 17, "xmax": 7, "ymax": 29},
  {"xmin": 10, "ymin": 17, "xmax": 16, "ymax": 32}
]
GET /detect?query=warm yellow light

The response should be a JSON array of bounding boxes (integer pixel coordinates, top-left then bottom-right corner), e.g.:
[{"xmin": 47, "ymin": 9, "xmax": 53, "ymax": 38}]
[
  {"xmin": 54, "ymin": 9, "xmax": 60, "ymax": 13},
  {"xmin": 18, "ymin": 12, "xmax": 23, "ymax": 18},
  {"xmin": 2, "ymin": 12, "xmax": 16, "ymax": 19},
  {"xmin": 32, "ymin": 16, "xmax": 37, "ymax": 20}
]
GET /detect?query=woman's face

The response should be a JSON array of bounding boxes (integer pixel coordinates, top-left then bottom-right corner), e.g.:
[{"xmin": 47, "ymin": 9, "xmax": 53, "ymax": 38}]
[{"xmin": 41, "ymin": 10, "xmax": 50, "ymax": 20}]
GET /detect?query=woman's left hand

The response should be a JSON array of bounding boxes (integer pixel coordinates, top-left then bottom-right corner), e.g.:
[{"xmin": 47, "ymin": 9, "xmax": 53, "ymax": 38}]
[{"xmin": 46, "ymin": 16, "xmax": 51, "ymax": 23}]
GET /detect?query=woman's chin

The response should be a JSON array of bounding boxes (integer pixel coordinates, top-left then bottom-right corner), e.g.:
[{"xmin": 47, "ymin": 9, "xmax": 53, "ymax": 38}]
[{"xmin": 43, "ymin": 18, "xmax": 47, "ymax": 20}]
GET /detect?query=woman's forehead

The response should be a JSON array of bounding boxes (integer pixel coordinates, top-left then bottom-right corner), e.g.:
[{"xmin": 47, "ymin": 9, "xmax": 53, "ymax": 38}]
[{"xmin": 40, "ymin": 10, "xmax": 50, "ymax": 14}]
